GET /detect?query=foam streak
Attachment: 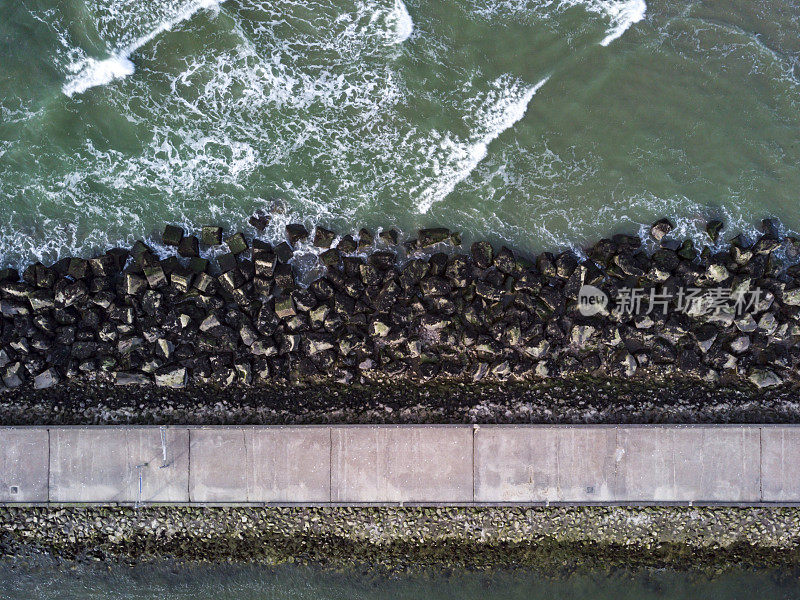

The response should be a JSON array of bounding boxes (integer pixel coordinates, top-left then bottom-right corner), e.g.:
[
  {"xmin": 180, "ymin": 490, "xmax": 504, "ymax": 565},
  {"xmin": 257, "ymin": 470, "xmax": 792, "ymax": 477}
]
[
  {"xmin": 62, "ymin": 0, "xmax": 223, "ymax": 97},
  {"xmin": 416, "ymin": 76, "xmax": 549, "ymax": 214}
]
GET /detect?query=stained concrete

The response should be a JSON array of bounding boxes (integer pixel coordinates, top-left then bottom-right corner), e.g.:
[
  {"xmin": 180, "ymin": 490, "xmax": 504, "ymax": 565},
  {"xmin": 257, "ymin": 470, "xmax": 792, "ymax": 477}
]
[
  {"xmin": 189, "ymin": 427, "xmax": 330, "ymax": 503},
  {"xmin": 0, "ymin": 428, "xmax": 48, "ymax": 502},
  {"xmin": 331, "ymin": 426, "xmax": 473, "ymax": 503},
  {"xmin": 474, "ymin": 426, "xmax": 618, "ymax": 502},
  {"xmin": 2, "ymin": 425, "xmax": 799, "ymax": 505},
  {"xmin": 762, "ymin": 427, "xmax": 800, "ymax": 502},
  {"xmin": 615, "ymin": 426, "xmax": 761, "ymax": 502},
  {"xmin": 49, "ymin": 428, "xmax": 188, "ymax": 503}
]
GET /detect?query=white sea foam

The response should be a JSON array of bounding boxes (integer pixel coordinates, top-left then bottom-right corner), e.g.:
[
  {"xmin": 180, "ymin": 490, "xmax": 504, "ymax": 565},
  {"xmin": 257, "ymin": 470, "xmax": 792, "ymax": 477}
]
[
  {"xmin": 595, "ymin": 0, "xmax": 646, "ymax": 46},
  {"xmin": 414, "ymin": 76, "xmax": 549, "ymax": 214},
  {"xmin": 471, "ymin": 0, "xmax": 646, "ymax": 46},
  {"xmin": 62, "ymin": 0, "xmax": 223, "ymax": 97},
  {"xmin": 386, "ymin": 0, "xmax": 414, "ymax": 44}
]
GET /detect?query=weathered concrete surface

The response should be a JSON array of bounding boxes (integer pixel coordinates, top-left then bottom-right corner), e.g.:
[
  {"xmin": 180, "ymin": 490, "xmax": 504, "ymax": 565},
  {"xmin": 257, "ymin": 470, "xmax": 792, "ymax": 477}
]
[
  {"xmin": 0, "ymin": 428, "xmax": 49, "ymax": 502},
  {"xmin": 762, "ymin": 427, "xmax": 800, "ymax": 502},
  {"xmin": 331, "ymin": 426, "xmax": 473, "ymax": 503},
  {"xmin": 4, "ymin": 425, "xmax": 800, "ymax": 505},
  {"xmin": 49, "ymin": 428, "xmax": 188, "ymax": 503},
  {"xmin": 189, "ymin": 427, "xmax": 330, "ymax": 503},
  {"xmin": 615, "ymin": 426, "xmax": 761, "ymax": 502},
  {"xmin": 474, "ymin": 426, "xmax": 618, "ymax": 502}
]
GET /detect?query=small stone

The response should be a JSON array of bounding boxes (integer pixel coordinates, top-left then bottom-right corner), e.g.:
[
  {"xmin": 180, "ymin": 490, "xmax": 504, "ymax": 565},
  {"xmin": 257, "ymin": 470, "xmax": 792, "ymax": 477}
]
[
  {"xmin": 370, "ymin": 319, "xmax": 391, "ymax": 337},
  {"xmin": 200, "ymin": 313, "xmax": 223, "ymax": 332},
  {"xmin": 155, "ymin": 338, "xmax": 174, "ymax": 360},
  {"xmin": 226, "ymin": 232, "xmax": 248, "ymax": 255},
  {"xmin": 33, "ymin": 368, "xmax": 59, "ymax": 389},
  {"xmin": 706, "ymin": 263, "xmax": 729, "ymax": 283},
  {"xmin": 735, "ymin": 314, "xmax": 757, "ymax": 333},
  {"xmin": 782, "ymin": 288, "xmax": 800, "ymax": 306},
  {"xmin": 162, "ymin": 224, "xmax": 184, "ymax": 246},
  {"xmin": 650, "ymin": 218, "xmax": 674, "ymax": 241}
]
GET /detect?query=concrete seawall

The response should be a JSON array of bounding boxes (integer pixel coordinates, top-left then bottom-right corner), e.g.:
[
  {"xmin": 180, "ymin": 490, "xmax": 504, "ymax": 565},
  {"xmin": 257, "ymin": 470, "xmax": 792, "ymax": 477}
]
[{"xmin": 2, "ymin": 425, "xmax": 799, "ymax": 505}]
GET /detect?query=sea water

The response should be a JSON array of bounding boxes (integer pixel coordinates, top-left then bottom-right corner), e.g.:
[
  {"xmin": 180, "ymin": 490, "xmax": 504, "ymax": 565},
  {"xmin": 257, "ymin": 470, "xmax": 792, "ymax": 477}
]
[{"xmin": 1, "ymin": 0, "xmax": 799, "ymax": 269}]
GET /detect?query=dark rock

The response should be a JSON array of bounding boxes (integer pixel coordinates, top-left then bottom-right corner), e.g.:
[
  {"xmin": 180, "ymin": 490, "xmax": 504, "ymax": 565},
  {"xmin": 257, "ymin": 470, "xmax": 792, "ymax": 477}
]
[
  {"xmin": 357, "ymin": 228, "xmax": 374, "ymax": 249},
  {"xmin": 313, "ymin": 227, "xmax": 336, "ymax": 248},
  {"xmin": 493, "ymin": 247, "xmax": 516, "ymax": 274},
  {"xmin": 320, "ymin": 248, "xmax": 341, "ymax": 268},
  {"xmin": 201, "ymin": 226, "xmax": 223, "ymax": 246},
  {"xmin": 286, "ymin": 223, "xmax": 309, "ymax": 244},
  {"xmin": 170, "ymin": 267, "xmax": 194, "ymax": 292},
  {"xmin": 193, "ymin": 272, "xmax": 215, "ymax": 294},
  {"xmin": 400, "ymin": 259, "xmax": 429, "ymax": 289},
  {"xmin": 420, "ymin": 276, "xmax": 452, "ymax": 297},
  {"xmin": 337, "ymin": 234, "xmax": 358, "ymax": 253},
  {"xmin": 471, "ymin": 241, "xmax": 494, "ymax": 269},
  {"xmin": 218, "ymin": 269, "xmax": 245, "ymax": 293},
  {"xmin": 555, "ymin": 251, "xmax": 579, "ymax": 279},
  {"xmin": 248, "ymin": 210, "xmax": 270, "ymax": 231},
  {"xmin": 753, "ymin": 235, "xmax": 781, "ymax": 255},
  {"xmin": 275, "ymin": 241, "xmax": 294, "ymax": 263},
  {"xmin": 706, "ymin": 220, "xmax": 724, "ymax": 243},
  {"xmin": 274, "ymin": 262, "xmax": 295, "ymax": 290},
  {"xmin": 362, "ymin": 252, "xmax": 392, "ymax": 273},
  {"xmin": 677, "ymin": 239, "xmax": 697, "ymax": 261},
  {"xmin": 162, "ymin": 224, "xmax": 184, "ymax": 246},
  {"xmin": 379, "ymin": 229, "xmax": 399, "ymax": 245},
  {"xmin": 275, "ymin": 296, "xmax": 296, "ymax": 320},
  {"xmin": 188, "ymin": 257, "xmax": 209, "ymax": 273},
  {"xmin": 143, "ymin": 264, "xmax": 167, "ymax": 289},
  {"xmin": 418, "ymin": 227, "xmax": 450, "ymax": 247},
  {"xmin": 67, "ymin": 257, "xmax": 89, "ymax": 279},
  {"xmin": 217, "ymin": 253, "xmax": 238, "ymax": 273},
  {"xmin": 115, "ymin": 372, "xmax": 150, "ymax": 385},
  {"xmin": 226, "ymin": 232, "xmax": 249, "ymax": 255}
]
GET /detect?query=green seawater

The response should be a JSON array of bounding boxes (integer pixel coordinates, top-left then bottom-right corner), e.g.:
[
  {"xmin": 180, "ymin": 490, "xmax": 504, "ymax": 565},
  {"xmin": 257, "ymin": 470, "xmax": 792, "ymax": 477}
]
[
  {"xmin": 1, "ymin": 560, "xmax": 800, "ymax": 600},
  {"xmin": 1, "ymin": 0, "xmax": 799, "ymax": 269}
]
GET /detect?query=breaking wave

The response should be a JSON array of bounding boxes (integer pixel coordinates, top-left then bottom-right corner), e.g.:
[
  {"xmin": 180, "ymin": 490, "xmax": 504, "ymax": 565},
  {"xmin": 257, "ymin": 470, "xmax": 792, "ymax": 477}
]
[
  {"xmin": 414, "ymin": 76, "xmax": 549, "ymax": 214},
  {"xmin": 62, "ymin": 0, "xmax": 223, "ymax": 97}
]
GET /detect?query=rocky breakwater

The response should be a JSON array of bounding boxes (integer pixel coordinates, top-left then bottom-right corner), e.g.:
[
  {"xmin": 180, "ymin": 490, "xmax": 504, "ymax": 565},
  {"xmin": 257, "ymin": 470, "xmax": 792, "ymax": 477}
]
[{"xmin": 1, "ymin": 218, "xmax": 799, "ymax": 394}]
